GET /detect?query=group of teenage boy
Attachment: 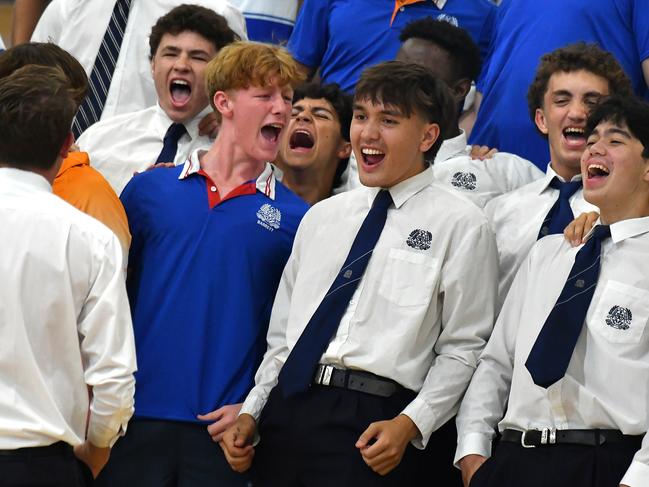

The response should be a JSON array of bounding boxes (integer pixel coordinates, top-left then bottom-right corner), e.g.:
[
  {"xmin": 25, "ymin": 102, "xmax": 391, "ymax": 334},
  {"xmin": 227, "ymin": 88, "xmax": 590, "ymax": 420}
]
[{"xmin": 1, "ymin": 4, "xmax": 649, "ymax": 487}]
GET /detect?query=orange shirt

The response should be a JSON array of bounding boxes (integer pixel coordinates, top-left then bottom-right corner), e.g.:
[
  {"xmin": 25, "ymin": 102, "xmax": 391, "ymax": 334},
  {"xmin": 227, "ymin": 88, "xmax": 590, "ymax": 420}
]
[{"xmin": 53, "ymin": 152, "xmax": 131, "ymax": 259}]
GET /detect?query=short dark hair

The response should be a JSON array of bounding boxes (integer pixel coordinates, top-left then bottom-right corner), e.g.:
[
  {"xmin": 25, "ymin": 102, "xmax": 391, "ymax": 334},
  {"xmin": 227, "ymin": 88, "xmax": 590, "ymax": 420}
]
[
  {"xmin": 293, "ymin": 82, "xmax": 352, "ymax": 188},
  {"xmin": 527, "ymin": 42, "xmax": 633, "ymax": 122},
  {"xmin": 355, "ymin": 61, "xmax": 455, "ymax": 159},
  {"xmin": 149, "ymin": 4, "xmax": 239, "ymax": 59},
  {"xmin": 0, "ymin": 65, "xmax": 77, "ymax": 170},
  {"xmin": 293, "ymin": 82, "xmax": 352, "ymax": 141},
  {"xmin": 399, "ymin": 17, "xmax": 481, "ymax": 82},
  {"xmin": 0, "ymin": 42, "xmax": 88, "ymax": 108},
  {"xmin": 585, "ymin": 96, "xmax": 649, "ymax": 158}
]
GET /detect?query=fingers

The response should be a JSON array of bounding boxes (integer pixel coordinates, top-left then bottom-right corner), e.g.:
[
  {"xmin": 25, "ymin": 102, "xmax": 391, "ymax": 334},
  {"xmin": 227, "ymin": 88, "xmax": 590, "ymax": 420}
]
[
  {"xmin": 219, "ymin": 438, "xmax": 254, "ymax": 472},
  {"xmin": 563, "ymin": 211, "xmax": 600, "ymax": 246},
  {"xmin": 356, "ymin": 422, "xmax": 380, "ymax": 449},
  {"xmin": 469, "ymin": 145, "xmax": 498, "ymax": 160}
]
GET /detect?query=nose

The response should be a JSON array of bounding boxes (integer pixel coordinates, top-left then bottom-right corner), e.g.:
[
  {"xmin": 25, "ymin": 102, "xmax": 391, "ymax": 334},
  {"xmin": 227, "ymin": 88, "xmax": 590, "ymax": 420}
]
[
  {"xmin": 271, "ymin": 93, "xmax": 290, "ymax": 116},
  {"xmin": 360, "ymin": 118, "xmax": 380, "ymax": 141},
  {"xmin": 588, "ymin": 138, "xmax": 606, "ymax": 155},
  {"xmin": 567, "ymin": 99, "xmax": 587, "ymax": 122},
  {"xmin": 173, "ymin": 53, "xmax": 190, "ymax": 71}
]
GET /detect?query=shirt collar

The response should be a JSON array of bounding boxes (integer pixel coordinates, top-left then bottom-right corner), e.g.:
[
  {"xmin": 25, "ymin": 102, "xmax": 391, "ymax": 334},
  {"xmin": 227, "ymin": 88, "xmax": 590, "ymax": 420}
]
[
  {"xmin": 537, "ymin": 162, "xmax": 583, "ymax": 194},
  {"xmin": 390, "ymin": 1, "xmax": 445, "ymax": 25},
  {"xmin": 178, "ymin": 148, "xmax": 279, "ymax": 200},
  {"xmin": 0, "ymin": 167, "xmax": 51, "ymax": 192},
  {"xmin": 366, "ymin": 166, "xmax": 434, "ymax": 209},
  {"xmin": 56, "ymin": 151, "xmax": 90, "ymax": 177},
  {"xmin": 154, "ymin": 103, "xmax": 213, "ymax": 142},
  {"xmin": 435, "ymin": 130, "xmax": 468, "ymax": 163},
  {"xmin": 585, "ymin": 216, "xmax": 649, "ymax": 244}
]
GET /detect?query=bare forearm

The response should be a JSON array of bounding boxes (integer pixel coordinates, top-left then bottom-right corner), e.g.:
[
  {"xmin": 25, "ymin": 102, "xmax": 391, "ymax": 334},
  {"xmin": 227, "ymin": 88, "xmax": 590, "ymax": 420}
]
[{"xmin": 11, "ymin": 0, "xmax": 49, "ymax": 45}]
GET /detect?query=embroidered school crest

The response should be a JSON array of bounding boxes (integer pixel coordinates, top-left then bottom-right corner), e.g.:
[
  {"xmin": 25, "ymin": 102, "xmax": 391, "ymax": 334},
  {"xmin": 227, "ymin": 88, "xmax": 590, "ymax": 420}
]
[
  {"xmin": 256, "ymin": 203, "xmax": 281, "ymax": 231},
  {"xmin": 406, "ymin": 229, "xmax": 432, "ymax": 251},
  {"xmin": 450, "ymin": 172, "xmax": 477, "ymax": 191},
  {"xmin": 605, "ymin": 305, "xmax": 632, "ymax": 331}
]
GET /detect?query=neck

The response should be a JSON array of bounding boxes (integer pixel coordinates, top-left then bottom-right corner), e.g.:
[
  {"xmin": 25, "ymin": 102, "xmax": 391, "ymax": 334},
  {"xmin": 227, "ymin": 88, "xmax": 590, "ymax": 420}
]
[
  {"xmin": 200, "ymin": 129, "xmax": 266, "ymax": 195},
  {"xmin": 599, "ymin": 202, "xmax": 649, "ymax": 226},
  {"xmin": 549, "ymin": 161, "xmax": 580, "ymax": 182},
  {"xmin": 280, "ymin": 161, "xmax": 338, "ymax": 205},
  {"xmin": 445, "ymin": 123, "xmax": 462, "ymax": 140}
]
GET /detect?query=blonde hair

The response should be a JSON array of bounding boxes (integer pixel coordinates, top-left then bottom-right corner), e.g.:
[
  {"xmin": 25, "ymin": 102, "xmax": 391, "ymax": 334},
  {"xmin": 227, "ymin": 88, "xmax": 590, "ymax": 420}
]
[{"xmin": 205, "ymin": 41, "xmax": 305, "ymax": 110}]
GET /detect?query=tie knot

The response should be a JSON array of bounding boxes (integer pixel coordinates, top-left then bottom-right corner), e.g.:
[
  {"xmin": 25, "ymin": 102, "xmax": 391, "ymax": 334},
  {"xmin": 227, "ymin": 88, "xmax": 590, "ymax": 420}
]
[
  {"xmin": 373, "ymin": 190, "xmax": 393, "ymax": 209},
  {"xmin": 165, "ymin": 123, "xmax": 187, "ymax": 143},
  {"xmin": 589, "ymin": 224, "xmax": 611, "ymax": 242},
  {"xmin": 550, "ymin": 177, "xmax": 582, "ymax": 199}
]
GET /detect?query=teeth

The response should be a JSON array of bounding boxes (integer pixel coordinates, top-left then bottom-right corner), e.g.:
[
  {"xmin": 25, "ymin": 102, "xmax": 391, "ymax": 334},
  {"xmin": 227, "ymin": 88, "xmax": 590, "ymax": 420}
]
[
  {"xmin": 589, "ymin": 163, "xmax": 610, "ymax": 174},
  {"xmin": 564, "ymin": 127, "xmax": 584, "ymax": 135},
  {"xmin": 269, "ymin": 123, "xmax": 283, "ymax": 129},
  {"xmin": 295, "ymin": 129, "xmax": 311, "ymax": 136},
  {"xmin": 362, "ymin": 148, "xmax": 384, "ymax": 155},
  {"xmin": 172, "ymin": 80, "xmax": 189, "ymax": 86}
]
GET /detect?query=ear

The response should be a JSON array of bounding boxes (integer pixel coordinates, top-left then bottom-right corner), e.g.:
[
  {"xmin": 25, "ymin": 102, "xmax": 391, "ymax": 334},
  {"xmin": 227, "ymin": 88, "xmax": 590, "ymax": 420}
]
[
  {"xmin": 59, "ymin": 132, "xmax": 74, "ymax": 159},
  {"xmin": 336, "ymin": 140, "xmax": 352, "ymax": 160},
  {"xmin": 453, "ymin": 78, "xmax": 472, "ymax": 101},
  {"xmin": 419, "ymin": 122, "xmax": 440, "ymax": 153},
  {"xmin": 534, "ymin": 107, "xmax": 549, "ymax": 135},
  {"xmin": 150, "ymin": 57, "xmax": 155, "ymax": 76},
  {"xmin": 213, "ymin": 91, "xmax": 234, "ymax": 119}
]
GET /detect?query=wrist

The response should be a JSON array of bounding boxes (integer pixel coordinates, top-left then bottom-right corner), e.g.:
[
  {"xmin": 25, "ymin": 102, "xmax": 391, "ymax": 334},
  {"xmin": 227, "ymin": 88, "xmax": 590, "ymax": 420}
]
[{"xmin": 395, "ymin": 414, "xmax": 420, "ymax": 442}]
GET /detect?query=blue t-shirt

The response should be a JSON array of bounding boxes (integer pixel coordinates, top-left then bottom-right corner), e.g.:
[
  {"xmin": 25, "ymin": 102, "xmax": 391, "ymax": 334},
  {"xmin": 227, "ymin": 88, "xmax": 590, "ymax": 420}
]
[
  {"xmin": 122, "ymin": 165, "xmax": 308, "ymax": 423},
  {"xmin": 470, "ymin": 0, "xmax": 649, "ymax": 169},
  {"xmin": 288, "ymin": 0, "xmax": 497, "ymax": 93}
]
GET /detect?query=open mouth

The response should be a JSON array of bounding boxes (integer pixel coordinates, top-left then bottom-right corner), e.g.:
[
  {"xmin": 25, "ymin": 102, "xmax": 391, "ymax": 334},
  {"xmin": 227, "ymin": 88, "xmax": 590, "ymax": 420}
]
[
  {"xmin": 562, "ymin": 127, "xmax": 586, "ymax": 148},
  {"xmin": 587, "ymin": 163, "xmax": 610, "ymax": 179},
  {"xmin": 289, "ymin": 129, "xmax": 315, "ymax": 151},
  {"xmin": 261, "ymin": 123, "xmax": 283, "ymax": 143},
  {"xmin": 170, "ymin": 79, "xmax": 192, "ymax": 107},
  {"xmin": 361, "ymin": 147, "xmax": 385, "ymax": 166}
]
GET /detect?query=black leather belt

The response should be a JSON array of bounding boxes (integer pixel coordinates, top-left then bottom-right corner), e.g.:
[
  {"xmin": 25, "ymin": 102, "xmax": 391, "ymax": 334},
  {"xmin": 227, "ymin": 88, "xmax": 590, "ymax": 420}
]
[
  {"xmin": 0, "ymin": 441, "xmax": 71, "ymax": 458},
  {"xmin": 312, "ymin": 364, "xmax": 400, "ymax": 397},
  {"xmin": 502, "ymin": 428, "xmax": 643, "ymax": 448}
]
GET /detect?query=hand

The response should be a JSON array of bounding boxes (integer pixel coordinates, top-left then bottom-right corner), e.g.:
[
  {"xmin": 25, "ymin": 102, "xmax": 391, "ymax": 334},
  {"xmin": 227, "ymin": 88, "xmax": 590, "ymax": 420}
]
[
  {"xmin": 132, "ymin": 162, "xmax": 175, "ymax": 176},
  {"xmin": 469, "ymin": 145, "xmax": 498, "ymax": 160},
  {"xmin": 355, "ymin": 414, "xmax": 419, "ymax": 476},
  {"xmin": 198, "ymin": 403, "xmax": 243, "ymax": 443},
  {"xmin": 458, "ymin": 454, "xmax": 487, "ymax": 487},
  {"xmin": 198, "ymin": 111, "xmax": 220, "ymax": 138},
  {"xmin": 73, "ymin": 441, "xmax": 110, "ymax": 479},
  {"xmin": 563, "ymin": 211, "xmax": 599, "ymax": 247},
  {"xmin": 219, "ymin": 413, "xmax": 256, "ymax": 473}
]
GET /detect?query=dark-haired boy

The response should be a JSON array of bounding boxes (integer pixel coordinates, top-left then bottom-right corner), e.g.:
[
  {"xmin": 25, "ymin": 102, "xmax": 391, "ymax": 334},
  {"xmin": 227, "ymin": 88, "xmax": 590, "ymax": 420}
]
[
  {"xmin": 397, "ymin": 17, "xmax": 543, "ymax": 208},
  {"xmin": 276, "ymin": 82, "xmax": 352, "ymax": 205},
  {"xmin": 77, "ymin": 5, "xmax": 238, "ymax": 194},
  {"xmin": 0, "ymin": 65, "xmax": 136, "ymax": 485},
  {"xmin": 456, "ymin": 95, "xmax": 649, "ymax": 487},
  {"xmin": 484, "ymin": 43, "xmax": 633, "ymax": 309},
  {"xmin": 221, "ymin": 61, "xmax": 497, "ymax": 486}
]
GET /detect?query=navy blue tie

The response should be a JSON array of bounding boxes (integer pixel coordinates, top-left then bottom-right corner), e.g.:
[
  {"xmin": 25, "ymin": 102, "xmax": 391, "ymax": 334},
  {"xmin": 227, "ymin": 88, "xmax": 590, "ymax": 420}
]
[
  {"xmin": 526, "ymin": 224, "xmax": 611, "ymax": 388},
  {"xmin": 72, "ymin": 0, "xmax": 131, "ymax": 139},
  {"xmin": 278, "ymin": 190, "xmax": 393, "ymax": 397},
  {"xmin": 537, "ymin": 177, "xmax": 582, "ymax": 239},
  {"xmin": 155, "ymin": 123, "xmax": 187, "ymax": 164}
]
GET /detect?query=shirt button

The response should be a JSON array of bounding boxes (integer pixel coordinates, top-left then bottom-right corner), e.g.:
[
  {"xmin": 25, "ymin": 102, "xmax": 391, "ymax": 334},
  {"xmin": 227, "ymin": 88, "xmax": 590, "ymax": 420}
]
[
  {"xmin": 210, "ymin": 186, "xmax": 217, "ymax": 192},
  {"xmin": 400, "ymin": 6, "xmax": 405, "ymax": 11},
  {"xmin": 349, "ymin": 299, "xmax": 356, "ymax": 306}
]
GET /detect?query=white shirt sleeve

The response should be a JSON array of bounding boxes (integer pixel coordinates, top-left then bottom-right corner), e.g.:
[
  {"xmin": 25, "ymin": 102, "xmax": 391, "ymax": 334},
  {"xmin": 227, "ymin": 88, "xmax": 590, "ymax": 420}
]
[
  {"xmin": 77, "ymin": 233, "xmax": 137, "ymax": 448},
  {"xmin": 402, "ymin": 221, "xmax": 499, "ymax": 449},
  {"xmin": 454, "ymin": 249, "xmax": 531, "ymax": 464},
  {"xmin": 31, "ymin": 0, "xmax": 67, "ymax": 42}
]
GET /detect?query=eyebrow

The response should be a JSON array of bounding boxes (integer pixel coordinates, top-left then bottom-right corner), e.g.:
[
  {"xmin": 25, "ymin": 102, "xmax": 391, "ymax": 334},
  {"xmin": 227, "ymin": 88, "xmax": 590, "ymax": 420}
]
[
  {"xmin": 352, "ymin": 104, "xmax": 403, "ymax": 117},
  {"xmin": 294, "ymin": 104, "xmax": 335, "ymax": 117},
  {"xmin": 589, "ymin": 127, "xmax": 632, "ymax": 139},
  {"xmin": 160, "ymin": 46, "xmax": 210, "ymax": 57}
]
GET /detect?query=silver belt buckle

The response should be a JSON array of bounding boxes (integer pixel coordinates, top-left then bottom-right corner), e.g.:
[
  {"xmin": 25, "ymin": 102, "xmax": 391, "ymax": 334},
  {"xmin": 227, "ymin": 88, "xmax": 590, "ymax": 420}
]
[
  {"xmin": 315, "ymin": 364, "xmax": 334, "ymax": 386},
  {"xmin": 520, "ymin": 429, "xmax": 536, "ymax": 448}
]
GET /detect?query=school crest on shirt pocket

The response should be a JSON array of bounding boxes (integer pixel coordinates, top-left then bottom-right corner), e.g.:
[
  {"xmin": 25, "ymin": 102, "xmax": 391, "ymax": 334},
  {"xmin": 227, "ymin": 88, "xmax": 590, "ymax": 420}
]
[
  {"xmin": 588, "ymin": 280, "xmax": 649, "ymax": 344},
  {"xmin": 406, "ymin": 229, "xmax": 432, "ymax": 251},
  {"xmin": 256, "ymin": 203, "xmax": 281, "ymax": 231},
  {"xmin": 450, "ymin": 171, "xmax": 477, "ymax": 191}
]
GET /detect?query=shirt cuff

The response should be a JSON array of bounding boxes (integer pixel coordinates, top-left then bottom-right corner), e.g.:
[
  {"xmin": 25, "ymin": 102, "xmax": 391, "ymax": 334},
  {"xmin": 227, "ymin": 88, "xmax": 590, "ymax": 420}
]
[
  {"xmin": 239, "ymin": 393, "xmax": 266, "ymax": 422},
  {"xmin": 400, "ymin": 396, "xmax": 437, "ymax": 450},
  {"xmin": 87, "ymin": 415, "xmax": 131, "ymax": 448},
  {"xmin": 620, "ymin": 460, "xmax": 649, "ymax": 486},
  {"xmin": 454, "ymin": 432, "xmax": 493, "ymax": 467}
]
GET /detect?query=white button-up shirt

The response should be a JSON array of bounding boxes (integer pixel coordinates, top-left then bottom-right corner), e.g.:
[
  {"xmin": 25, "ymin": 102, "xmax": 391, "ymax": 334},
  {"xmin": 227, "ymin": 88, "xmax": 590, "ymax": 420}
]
[
  {"xmin": 432, "ymin": 131, "xmax": 544, "ymax": 208},
  {"xmin": 485, "ymin": 163, "xmax": 597, "ymax": 310},
  {"xmin": 240, "ymin": 167, "xmax": 498, "ymax": 448},
  {"xmin": 0, "ymin": 168, "xmax": 137, "ymax": 449},
  {"xmin": 32, "ymin": 0, "xmax": 246, "ymax": 120},
  {"xmin": 455, "ymin": 217, "xmax": 649, "ymax": 486},
  {"xmin": 77, "ymin": 104, "xmax": 213, "ymax": 195}
]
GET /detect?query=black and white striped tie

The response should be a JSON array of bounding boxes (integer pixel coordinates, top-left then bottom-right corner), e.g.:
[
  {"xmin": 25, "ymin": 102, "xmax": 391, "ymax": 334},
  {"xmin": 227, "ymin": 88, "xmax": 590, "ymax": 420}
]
[{"xmin": 72, "ymin": 0, "xmax": 132, "ymax": 139}]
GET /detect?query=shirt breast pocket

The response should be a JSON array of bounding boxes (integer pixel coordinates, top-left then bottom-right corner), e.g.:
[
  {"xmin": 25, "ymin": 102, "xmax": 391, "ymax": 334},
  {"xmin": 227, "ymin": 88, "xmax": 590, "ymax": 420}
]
[
  {"xmin": 589, "ymin": 280, "xmax": 649, "ymax": 344},
  {"xmin": 377, "ymin": 248, "xmax": 439, "ymax": 307}
]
